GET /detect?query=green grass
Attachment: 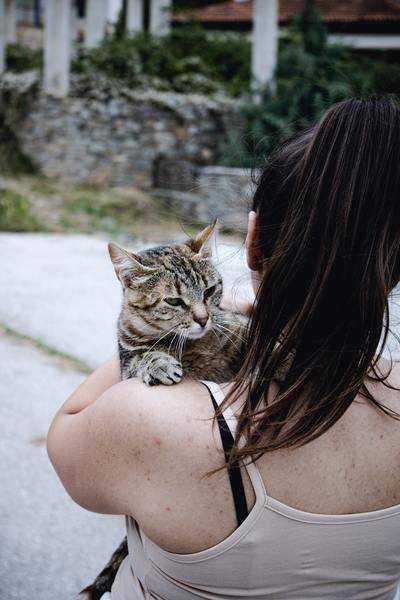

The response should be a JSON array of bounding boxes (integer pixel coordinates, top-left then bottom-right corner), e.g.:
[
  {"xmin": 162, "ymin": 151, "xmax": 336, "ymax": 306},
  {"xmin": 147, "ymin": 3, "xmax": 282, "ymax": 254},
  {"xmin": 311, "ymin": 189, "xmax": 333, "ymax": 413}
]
[
  {"xmin": 0, "ymin": 176, "xmax": 243, "ymax": 241},
  {"xmin": 0, "ymin": 187, "xmax": 43, "ymax": 232},
  {"xmin": 1, "ymin": 321, "xmax": 92, "ymax": 374},
  {"xmin": 1, "ymin": 175, "xmax": 193, "ymax": 240}
]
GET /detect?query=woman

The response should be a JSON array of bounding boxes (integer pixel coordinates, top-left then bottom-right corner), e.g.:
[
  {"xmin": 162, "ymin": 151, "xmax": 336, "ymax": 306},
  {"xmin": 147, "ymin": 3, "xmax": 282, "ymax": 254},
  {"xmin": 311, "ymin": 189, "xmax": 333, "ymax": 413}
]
[{"xmin": 47, "ymin": 97, "xmax": 400, "ymax": 599}]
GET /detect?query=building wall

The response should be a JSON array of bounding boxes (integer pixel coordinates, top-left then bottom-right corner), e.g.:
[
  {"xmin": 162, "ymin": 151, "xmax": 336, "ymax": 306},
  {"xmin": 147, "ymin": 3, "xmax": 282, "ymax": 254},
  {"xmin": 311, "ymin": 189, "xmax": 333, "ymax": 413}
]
[{"xmin": 16, "ymin": 0, "xmax": 42, "ymax": 26}]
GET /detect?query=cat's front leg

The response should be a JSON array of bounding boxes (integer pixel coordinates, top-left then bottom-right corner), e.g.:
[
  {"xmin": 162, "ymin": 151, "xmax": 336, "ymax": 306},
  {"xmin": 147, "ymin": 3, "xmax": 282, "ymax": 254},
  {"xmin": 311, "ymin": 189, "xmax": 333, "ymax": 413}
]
[{"xmin": 137, "ymin": 350, "xmax": 183, "ymax": 386}]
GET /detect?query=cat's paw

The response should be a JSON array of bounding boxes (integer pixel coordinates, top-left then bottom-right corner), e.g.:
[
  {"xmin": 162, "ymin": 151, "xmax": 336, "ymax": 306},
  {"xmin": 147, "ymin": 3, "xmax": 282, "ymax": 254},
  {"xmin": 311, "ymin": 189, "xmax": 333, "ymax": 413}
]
[{"xmin": 138, "ymin": 352, "xmax": 183, "ymax": 386}]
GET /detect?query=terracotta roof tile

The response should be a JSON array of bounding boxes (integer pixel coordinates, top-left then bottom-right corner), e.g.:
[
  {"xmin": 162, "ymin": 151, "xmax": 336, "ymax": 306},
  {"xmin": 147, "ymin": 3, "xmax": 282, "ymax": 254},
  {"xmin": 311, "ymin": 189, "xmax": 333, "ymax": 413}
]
[{"xmin": 174, "ymin": 0, "xmax": 400, "ymax": 24}]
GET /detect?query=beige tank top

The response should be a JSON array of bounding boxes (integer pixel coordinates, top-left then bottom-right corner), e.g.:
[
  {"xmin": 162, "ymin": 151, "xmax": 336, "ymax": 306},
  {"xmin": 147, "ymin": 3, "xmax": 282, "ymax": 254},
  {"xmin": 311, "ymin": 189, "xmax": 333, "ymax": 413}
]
[{"xmin": 110, "ymin": 381, "xmax": 400, "ymax": 599}]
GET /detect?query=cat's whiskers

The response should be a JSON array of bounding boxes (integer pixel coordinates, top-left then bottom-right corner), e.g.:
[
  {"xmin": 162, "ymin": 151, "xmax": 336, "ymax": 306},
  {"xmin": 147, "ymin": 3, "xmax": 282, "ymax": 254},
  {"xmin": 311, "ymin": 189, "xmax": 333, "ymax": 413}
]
[
  {"xmin": 210, "ymin": 326, "xmax": 223, "ymax": 348},
  {"xmin": 174, "ymin": 331, "xmax": 183, "ymax": 363},
  {"xmin": 167, "ymin": 331, "xmax": 180, "ymax": 358},
  {"xmin": 213, "ymin": 319, "xmax": 246, "ymax": 344},
  {"xmin": 183, "ymin": 333, "xmax": 189, "ymax": 361},
  {"xmin": 178, "ymin": 330, "xmax": 189, "ymax": 363},
  {"xmin": 144, "ymin": 325, "xmax": 178, "ymax": 355},
  {"xmin": 178, "ymin": 334, "xmax": 185, "ymax": 358},
  {"xmin": 213, "ymin": 323, "xmax": 242, "ymax": 352}
]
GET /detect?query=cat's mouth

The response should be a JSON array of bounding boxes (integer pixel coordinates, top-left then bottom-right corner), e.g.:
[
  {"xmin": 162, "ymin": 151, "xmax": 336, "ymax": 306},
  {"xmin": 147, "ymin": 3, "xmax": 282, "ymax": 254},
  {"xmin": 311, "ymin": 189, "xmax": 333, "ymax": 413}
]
[
  {"xmin": 185, "ymin": 321, "xmax": 211, "ymax": 340},
  {"xmin": 187, "ymin": 330, "xmax": 208, "ymax": 340}
]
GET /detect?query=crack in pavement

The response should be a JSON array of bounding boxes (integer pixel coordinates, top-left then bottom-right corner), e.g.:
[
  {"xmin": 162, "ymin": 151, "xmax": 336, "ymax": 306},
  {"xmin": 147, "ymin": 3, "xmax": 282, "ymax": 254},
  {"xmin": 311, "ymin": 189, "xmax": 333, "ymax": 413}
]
[{"xmin": 0, "ymin": 321, "xmax": 92, "ymax": 375}]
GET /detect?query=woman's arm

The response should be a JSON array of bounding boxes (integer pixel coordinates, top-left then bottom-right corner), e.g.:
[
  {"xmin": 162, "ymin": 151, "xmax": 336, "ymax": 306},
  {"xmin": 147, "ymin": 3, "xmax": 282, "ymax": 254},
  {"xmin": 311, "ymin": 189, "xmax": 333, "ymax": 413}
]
[
  {"xmin": 51, "ymin": 353, "xmax": 120, "ymax": 418},
  {"xmin": 47, "ymin": 355, "xmax": 193, "ymax": 517},
  {"xmin": 46, "ymin": 353, "xmax": 134, "ymax": 514}
]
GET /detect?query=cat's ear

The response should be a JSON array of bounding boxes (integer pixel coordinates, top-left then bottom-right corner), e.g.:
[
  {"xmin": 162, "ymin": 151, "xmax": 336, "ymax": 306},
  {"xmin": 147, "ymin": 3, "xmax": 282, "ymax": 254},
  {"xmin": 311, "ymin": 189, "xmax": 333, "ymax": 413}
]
[
  {"xmin": 186, "ymin": 219, "xmax": 218, "ymax": 258},
  {"xmin": 108, "ymin": 242, "xmax": 156, "ymax": 284}
]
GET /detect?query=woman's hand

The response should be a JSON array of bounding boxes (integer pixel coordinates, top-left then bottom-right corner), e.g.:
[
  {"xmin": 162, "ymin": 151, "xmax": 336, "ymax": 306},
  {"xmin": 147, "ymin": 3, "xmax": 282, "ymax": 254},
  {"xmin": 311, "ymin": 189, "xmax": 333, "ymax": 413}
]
[{"xmin": 220, "ymin": 293, "xmax": 253, "ymax": 316}]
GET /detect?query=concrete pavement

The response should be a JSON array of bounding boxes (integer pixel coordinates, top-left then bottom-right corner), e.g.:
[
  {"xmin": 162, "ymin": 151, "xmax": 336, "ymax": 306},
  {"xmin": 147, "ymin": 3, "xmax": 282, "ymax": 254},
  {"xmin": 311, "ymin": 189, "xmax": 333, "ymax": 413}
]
[{"xmin": 0, "ymin": 333, "xmax": 125, "ymax": 600}]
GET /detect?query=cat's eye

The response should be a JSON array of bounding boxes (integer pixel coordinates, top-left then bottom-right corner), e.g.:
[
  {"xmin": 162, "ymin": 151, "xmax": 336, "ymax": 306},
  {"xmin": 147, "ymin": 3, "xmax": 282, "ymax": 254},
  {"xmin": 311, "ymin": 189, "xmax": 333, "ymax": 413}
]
[
  {"xmin": 204, "ymin": 285, "xmax": 217, "ymax": 299},
  {"xmin": 164, "ymin": 297, "xmax": 185, "ymax": 307}
]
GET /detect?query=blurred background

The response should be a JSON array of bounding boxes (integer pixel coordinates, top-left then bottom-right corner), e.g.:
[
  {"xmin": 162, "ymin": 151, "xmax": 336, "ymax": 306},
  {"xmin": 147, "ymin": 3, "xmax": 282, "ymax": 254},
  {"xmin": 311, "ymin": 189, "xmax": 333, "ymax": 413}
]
[{"xmin": 1, "ymin": 1, "xmax": 400, "ymax": 598}]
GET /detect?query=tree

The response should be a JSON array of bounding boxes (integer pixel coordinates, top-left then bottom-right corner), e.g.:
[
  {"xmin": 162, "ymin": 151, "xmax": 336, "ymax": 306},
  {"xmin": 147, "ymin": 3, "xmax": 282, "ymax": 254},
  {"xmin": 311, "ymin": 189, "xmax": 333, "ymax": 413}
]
[
  {"xmin": 115, "ymin": 0, "xmax": 128, "ymax": 39},
  {"xmin": 295, "ymin": 0, "xmax": 327, "ymax": 54}
]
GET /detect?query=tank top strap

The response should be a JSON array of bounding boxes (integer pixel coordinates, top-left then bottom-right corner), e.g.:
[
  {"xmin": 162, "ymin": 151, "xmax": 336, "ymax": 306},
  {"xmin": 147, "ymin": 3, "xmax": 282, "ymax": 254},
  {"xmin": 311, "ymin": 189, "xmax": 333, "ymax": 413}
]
[{"xmin": 201, "ymin": 380, "xmax": 268, "ymax": 506}]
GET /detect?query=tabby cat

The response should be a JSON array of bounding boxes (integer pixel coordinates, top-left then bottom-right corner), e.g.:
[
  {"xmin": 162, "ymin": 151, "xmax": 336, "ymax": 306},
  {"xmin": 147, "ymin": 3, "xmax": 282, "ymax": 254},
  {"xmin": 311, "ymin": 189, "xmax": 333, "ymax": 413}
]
[{"xmin": 80, "ymin": 221, "xmax": 249, "ymax": 599}]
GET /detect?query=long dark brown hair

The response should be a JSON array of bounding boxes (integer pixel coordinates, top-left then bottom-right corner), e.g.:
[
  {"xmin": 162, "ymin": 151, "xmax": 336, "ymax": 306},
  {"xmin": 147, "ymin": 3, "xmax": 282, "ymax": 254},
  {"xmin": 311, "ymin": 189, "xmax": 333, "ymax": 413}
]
[{"xmin": 219, "ymin": 97, "xmax": 400, "ymax": 468}]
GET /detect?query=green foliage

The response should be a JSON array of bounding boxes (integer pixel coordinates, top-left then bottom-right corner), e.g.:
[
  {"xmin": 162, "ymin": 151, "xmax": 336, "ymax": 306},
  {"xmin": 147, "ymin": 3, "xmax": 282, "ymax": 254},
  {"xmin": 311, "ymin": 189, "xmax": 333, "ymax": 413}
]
[
  {"xmin": 0, "ymin": 81, "xmax": 38, "ymax": 175},
  {"xmin": 0, "ymin": 137, "xmax": 37, "ymax": 174},
  {"xmin": 0, "ymin": 188, "xmax": 41, "ymax": 231},
  {"xmin": 295, "ymin": 0, "xmax": 327, "ymax": 55},
  {"xmin": 72, "ymin": 24, "xmax": 250, "ymax": 96},
  {"xmin": 5, "ymin": 43, "xmax": 42, "ymax": 73},
  {"xmin": 220, "ymin": 1, "xmax": 400, "ymax": 167},
  {"xmin": 114, "ymin": 0, "xmax": 128, "ymax": 40}
]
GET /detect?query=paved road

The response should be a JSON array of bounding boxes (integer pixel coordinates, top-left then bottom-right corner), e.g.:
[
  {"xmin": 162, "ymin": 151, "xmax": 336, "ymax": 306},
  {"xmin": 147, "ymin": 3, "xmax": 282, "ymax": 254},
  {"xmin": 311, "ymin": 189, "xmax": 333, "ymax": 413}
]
[{"xmin": 0, "ymin": 232, "xmax": 252, "ymax": 600}]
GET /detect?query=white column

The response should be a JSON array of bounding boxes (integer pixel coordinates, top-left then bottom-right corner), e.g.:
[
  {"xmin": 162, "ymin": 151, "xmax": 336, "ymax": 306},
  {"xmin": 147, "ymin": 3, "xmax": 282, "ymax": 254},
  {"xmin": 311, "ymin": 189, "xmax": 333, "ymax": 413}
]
[
  {"xmin": 0, "ymin": 0, "xmax": 5, "ymax": 73},
  {"xmin": 44, "ymin": 0, "xmax": 72, "ymax": 97},
  {"xmin": 150, "ymin": 0, "xmax": 171, "ymax": 36},
  {"xmin": 251, "ymin": 0, "xmax": 279, "ymax": 87},
  {"xmin": 127, "ymin": 0, "xmax": 143, "ymax": 33},
  {"xmin": 5, "ymin": 0, "xmax": 17, "ymax": 44},
  {"xmin": 109, "ymin": 0, "xmax": 123, "ymax": 23},
  {"xmin": 70, "ymin": 3, "xmax": 80, "ymax": 44},
  {"xmin": 85, "ymin": 0, "xmax": 108, "ymax": 48}
]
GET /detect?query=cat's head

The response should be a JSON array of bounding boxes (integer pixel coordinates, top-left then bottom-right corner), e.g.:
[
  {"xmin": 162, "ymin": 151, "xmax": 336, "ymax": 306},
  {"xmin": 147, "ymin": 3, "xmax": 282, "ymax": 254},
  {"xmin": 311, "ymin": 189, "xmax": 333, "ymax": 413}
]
[{"xmin": 108, "ymin": 221, "xmax": 222, "ymax": 341}]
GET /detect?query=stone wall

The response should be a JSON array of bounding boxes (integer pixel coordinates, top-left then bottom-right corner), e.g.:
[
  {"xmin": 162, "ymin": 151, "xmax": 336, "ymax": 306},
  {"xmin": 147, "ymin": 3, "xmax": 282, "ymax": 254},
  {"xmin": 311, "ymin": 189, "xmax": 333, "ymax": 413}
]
[
  {"xmin": 16, "ymin": 84, "xmax": 243, "ymax": 189},
  {"xmin": 1, "ymin": 74, "xmax": 254, "ymax": 225}
]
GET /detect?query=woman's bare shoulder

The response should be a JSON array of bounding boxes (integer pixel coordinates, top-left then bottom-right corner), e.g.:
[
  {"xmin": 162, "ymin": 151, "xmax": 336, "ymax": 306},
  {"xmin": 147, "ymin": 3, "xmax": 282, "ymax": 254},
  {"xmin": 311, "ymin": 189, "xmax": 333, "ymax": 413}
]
[
  {"xmin": 102, "ymin": 377, "xmax": 219, "ymax": 465},
  {"xmin": 105, "ymin": 377, "xmax": 215, "ymax": 425}
]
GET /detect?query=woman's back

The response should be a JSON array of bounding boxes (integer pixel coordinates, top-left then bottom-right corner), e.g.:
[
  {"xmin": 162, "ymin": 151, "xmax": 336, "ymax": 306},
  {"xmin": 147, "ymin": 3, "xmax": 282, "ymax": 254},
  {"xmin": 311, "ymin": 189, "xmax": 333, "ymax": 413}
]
[
  {"xmin": 255, "ymin": 359, "xmax": 400, "ymax": 517},
  {"xmin": 110, "ymin": 365, "xmax": 400, "ymax": 599}
]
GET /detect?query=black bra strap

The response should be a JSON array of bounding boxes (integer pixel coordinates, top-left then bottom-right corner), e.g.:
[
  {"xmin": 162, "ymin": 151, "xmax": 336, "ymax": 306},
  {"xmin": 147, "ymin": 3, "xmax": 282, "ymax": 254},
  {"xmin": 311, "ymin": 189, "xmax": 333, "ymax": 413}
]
[{"xmin": 201, "ymin": 382, "xmax": 249, "ymax": 527}]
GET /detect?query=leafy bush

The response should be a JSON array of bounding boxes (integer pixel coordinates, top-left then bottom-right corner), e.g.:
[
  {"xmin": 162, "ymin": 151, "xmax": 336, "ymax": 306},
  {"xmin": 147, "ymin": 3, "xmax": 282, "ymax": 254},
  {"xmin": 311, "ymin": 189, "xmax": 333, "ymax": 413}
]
[
  {"xmin": 6, "ymin": 43, "xmax": 42, "ymax": 73},
  {"xmin": 220, "ymin": 1, "xmax": 400, "ymax": 166},
  {"xmin": 0, "ymin": 137, "xmax": 37, "ymax": 174},
  {"xmin": 72, "ymin": 24, "xmax": 250, "ymax": 96},
  {"xmin": 0, "ymin": 188, "xmax": 41, "ymax": 231},
  {"xmin": 0, "ymin": 75, "xmax": 38, "ymax": 175},
  {"xmin": 0, "ymin": 81, "xmax": 38, "ymax": 175}
]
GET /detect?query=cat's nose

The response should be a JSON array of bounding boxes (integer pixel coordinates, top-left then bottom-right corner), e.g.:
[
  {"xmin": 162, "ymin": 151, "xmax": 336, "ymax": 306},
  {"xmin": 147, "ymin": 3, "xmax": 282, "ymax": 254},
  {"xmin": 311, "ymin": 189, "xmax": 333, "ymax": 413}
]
[{"xmin": 194, "ymin": 316, "xmax": 208, "ymax": 328}]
